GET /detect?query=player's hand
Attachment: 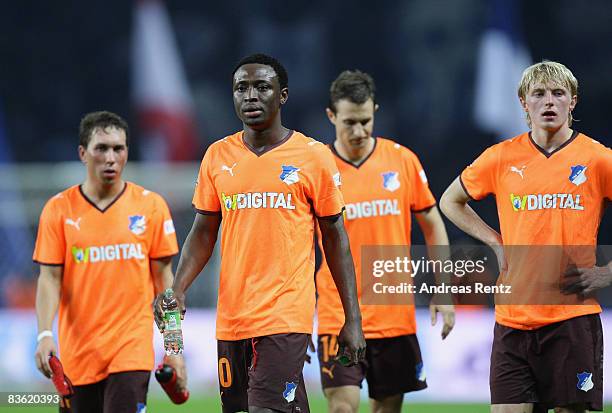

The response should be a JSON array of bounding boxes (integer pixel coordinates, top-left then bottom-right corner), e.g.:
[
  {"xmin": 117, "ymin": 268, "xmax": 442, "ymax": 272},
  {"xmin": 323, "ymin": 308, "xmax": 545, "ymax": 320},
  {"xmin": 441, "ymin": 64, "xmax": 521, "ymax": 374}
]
[
  {"xmin": 304, "ymin": 336, "xmax": 316, "ymax": 364},
  {"xmin": 429, "ymin": 303, "xmax": 455, "ymax": 339},
  {"xmin": 164, "ymin": 354, "xmax": 187, "ymax": 392},
  {"xmin": 153, "ymin": 293, "xmax": 166, "ymax": 332},
  {"xmin": 491, "ymin": 243, "xmax": 507, "ymax": 276},
  {"xmin": 153, "ymin": 290, "xmax": 187, "ymax": 333},
  {"xmin": 562, "ymin": 264, "xmax": 612, "ymax": 296},
  {"xmin": 172, "ymin": 290, "xmax": 186, "ymax": 320},
  {"xmin": 35, "ymin": 337, "xmax": 58, "ymax": 378},
  {"xmin": 336, "ymin": 318, "xmax": 366, "ymax": 366}
]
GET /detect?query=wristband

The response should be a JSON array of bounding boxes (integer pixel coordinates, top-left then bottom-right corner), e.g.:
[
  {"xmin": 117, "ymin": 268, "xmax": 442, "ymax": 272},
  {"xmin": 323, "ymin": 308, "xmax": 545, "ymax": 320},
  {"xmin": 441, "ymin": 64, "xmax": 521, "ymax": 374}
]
[{"xmin": 37, "ymin": 330, "xmax": 53, "ymax": 342}]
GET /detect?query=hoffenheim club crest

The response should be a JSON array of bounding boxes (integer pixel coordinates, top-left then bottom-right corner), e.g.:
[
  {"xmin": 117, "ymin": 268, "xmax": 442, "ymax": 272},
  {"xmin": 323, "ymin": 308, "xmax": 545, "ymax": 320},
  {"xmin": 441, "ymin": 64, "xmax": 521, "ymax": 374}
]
[
  {"xmin": 128, "ymin": 215, "xmax": 146, "ymax": 235},
  {"xmin": 382, "ymin": 171, "xmax": 400, "ymax": 192},
  {"xmin": 283, "ymin": 382, "xmax": 297, "ymax": 402},
  {"xmin": 576, "ymin": 371, "xmax": 594, "ymax": 392},
  {"xmin": 280, "ymin": 165, "xmax": 300, "ymax": 185},
  {"xmin": 569, "ymin": 165, "xmax": 587, "ymax": 186}
]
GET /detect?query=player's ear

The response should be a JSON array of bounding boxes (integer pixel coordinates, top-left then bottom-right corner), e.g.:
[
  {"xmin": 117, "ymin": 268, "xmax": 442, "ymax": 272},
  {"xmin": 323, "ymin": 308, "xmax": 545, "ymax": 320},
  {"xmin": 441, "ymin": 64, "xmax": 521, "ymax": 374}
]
[
  {"xmin": 569, "ymin": 94, "xmax": 577, "ymax": 111},
  {"xmin": 326, "ymin": 108, "xmax": 336, "ymax": 125},
  {"xmin": 519, "ymin": 97, "xmax": 528, "ymax": 113},
  {"xmin": 78, "ymin": 145, "xmax": 87, "ymax": 163},
  {"xmin": 280, "ymin": 88, "xmax": 289, "ymax": 105}
]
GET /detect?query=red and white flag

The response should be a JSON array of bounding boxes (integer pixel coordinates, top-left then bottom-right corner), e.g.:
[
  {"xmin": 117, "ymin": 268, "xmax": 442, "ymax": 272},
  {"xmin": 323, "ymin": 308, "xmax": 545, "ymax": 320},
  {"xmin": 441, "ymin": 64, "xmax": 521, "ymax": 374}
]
[{"xmin": 132, "ymin": 0, "xmax": 198, "ymax": 161}]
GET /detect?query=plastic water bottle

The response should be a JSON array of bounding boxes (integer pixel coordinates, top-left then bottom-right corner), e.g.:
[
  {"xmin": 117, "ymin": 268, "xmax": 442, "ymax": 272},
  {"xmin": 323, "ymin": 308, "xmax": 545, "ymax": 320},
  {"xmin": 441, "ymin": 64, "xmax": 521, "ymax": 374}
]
[{"xmin": 162, "ymin": 288, "xmax": 184, "ymax": 355}]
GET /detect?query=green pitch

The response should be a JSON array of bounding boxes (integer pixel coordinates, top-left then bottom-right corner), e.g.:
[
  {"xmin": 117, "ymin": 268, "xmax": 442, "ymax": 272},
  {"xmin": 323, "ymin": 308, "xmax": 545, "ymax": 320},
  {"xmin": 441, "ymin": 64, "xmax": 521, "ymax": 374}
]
[{"xmin": 0, "ymin": 397, "xmax": 609, "ymax": 412}]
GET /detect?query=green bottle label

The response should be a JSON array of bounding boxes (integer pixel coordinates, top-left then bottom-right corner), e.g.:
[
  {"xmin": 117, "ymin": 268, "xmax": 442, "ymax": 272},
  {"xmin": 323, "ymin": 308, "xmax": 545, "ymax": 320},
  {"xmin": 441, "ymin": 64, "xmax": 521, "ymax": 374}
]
[{"xmin": 164, "ymin": 310, "xmax": 181, "ymax": 331}]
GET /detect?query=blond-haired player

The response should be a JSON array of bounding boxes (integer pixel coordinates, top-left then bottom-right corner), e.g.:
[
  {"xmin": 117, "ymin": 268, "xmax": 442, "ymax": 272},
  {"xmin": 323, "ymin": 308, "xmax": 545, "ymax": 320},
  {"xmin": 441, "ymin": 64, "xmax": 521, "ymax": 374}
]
[{"xmin": 441, "ymin": 61, "xmax": 611, "ymax": 412}]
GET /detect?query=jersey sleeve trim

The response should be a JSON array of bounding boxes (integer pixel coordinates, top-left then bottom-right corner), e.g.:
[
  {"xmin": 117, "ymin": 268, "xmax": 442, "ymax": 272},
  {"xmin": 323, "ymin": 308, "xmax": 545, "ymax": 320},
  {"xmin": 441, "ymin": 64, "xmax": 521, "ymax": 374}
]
[
  {"xmin": 459, "ymin": 175, "xmax": 476, "ymax": 201},
  {"xmin": 193, "ymin": 206, "xmax": 222, "ymax": 215},
  {"xmin": 33, "ymin": 260, "xmax": 64, "ymax": 266},
  {"xmin": 412, "ymin": 202, "xmax": 437, "ymax": 213},
  {"xmin": 150, "ymin": 253, "xmax": 179, "ymax": 260},
  {"xmin": 316, "ymin": 208, "xmax": 345, "ymax": 220}
]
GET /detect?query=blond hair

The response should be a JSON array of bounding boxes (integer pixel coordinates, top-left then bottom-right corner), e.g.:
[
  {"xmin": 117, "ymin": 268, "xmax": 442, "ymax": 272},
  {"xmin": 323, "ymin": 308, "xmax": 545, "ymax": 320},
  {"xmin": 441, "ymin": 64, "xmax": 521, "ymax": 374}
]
[{"xmin": 518, "ymin": 61, "xmax": 578, "ymax": 127}]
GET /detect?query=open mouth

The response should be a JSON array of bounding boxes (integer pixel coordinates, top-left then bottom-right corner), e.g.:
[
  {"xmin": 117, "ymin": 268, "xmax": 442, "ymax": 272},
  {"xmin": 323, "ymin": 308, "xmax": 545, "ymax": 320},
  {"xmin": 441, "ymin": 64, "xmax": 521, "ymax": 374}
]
[{"xmin": 541, "ymin": 110, "xmax": 557, "ymax": 117}]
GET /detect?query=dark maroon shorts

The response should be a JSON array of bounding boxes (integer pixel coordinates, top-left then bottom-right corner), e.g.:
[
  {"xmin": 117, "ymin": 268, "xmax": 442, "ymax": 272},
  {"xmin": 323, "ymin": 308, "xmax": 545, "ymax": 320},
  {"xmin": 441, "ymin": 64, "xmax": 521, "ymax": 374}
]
[
  {"xmin": 59, "ymin": 370, "xmax": 149, "ymax": 413},
  {"xmin": 317, "ymin": 334, "xmax": 427, "ymax": 400},
  {"xmin": 217, "ymin": 333, "xmax": 310, "ymax": 413},
  {"xmin": 490, "ymin": 313, "xmax": 603, "ymax": 411}
]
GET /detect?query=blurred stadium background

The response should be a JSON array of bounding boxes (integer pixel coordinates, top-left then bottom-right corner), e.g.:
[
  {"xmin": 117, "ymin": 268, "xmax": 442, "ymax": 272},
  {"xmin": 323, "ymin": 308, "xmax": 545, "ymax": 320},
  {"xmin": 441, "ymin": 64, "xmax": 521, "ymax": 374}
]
[{"xmin": 0, "ymin": 0, "xmax": 611, "ymax": 411}]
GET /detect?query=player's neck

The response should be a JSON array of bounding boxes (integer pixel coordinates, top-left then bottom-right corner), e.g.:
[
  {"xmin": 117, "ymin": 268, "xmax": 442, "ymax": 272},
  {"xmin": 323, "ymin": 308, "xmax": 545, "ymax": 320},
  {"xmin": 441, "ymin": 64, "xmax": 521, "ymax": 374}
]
[
  {"xmin": 81, "ymin": 179, "xmax": 126, "ymax": 206},
  {"xmin": 243, "ymin": 123, "xmax": 291, "ymax": 153},
  {"xmin": 334, "ymin": 137, "xmax": 375, "ymax": 165},
  {"xmin": 530, "ymin": 126, "xmax": 574, "ymax": 153}
]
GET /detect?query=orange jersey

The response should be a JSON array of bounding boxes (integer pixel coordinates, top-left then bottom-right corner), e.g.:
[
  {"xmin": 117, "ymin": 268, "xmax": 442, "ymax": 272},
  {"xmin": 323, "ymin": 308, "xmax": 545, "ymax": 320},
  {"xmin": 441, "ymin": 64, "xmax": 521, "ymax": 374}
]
[
  {"xmin": 193, "ymin": 131, "xmax": 344, "ymax": 341},
  {"xmin": 461, "ymin": 132, "xmax": 612, "ymax": 329},
  {"xmin": 317, "ymin": 138, "xmax": 436, "ymax": 338},
  {"xmin": 32, "ymin": 183, "xmax": 178, "ymax": 385}
]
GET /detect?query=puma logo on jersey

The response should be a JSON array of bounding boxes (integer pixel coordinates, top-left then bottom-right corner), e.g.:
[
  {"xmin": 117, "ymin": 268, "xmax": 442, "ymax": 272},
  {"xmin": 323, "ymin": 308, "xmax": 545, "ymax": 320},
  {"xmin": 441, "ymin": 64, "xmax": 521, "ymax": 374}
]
[
  {"xmin": 65, "ymin": 217, "xmax": 81, "ymax": 230},
  {"xmin": 510, "ymin": 165, "xmax": 526, "ymax": 179},
  {"xmin": 222, "ymin": 163, "xmax": 237, "ymax": 176},
  {"xmin": 321, "ymin": 365, "xmax": 336, "ymax": 379}
]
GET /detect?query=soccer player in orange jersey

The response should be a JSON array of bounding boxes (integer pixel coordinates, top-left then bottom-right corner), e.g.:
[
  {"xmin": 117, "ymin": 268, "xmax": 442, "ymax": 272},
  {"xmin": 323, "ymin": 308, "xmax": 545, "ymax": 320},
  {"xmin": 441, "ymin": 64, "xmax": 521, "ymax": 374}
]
[
  {"xmin": 154, "ymin": 54, "xmax": 366, "ymax": 413},
  {"xmin": 441, "ymin": 61, "xmax": 612, "ymax": 412},
  {"xmin": 315, "ymin": 70, "xmax": 455, "ymax": 413},
  {"xmin": 33, "ymin": 111, "xmax": 185, "ymax": 413}
]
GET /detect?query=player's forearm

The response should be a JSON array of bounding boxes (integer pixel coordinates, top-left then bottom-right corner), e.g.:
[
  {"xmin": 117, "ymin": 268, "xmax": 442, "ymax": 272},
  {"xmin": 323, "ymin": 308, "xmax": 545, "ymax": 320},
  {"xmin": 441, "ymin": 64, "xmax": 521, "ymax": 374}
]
[
  {"xmin": 35, "ymin": 270, "xmax": 61, "ymax": 332},
  {"xmin": 173, "ymin": 216, "xmax": 219, "ymax": 294},
  {"xmin": 151, "ymin": 258, "xmax": 174, "ymax": 294},
  {"xmin": 419, "ymin": 208, "xmax": 449, "ymax": 247},
  {"xmin": 320, "ymin": 219, "xmax": 362, "ymax": 322},
  {"xmin": 417, "ymin": 208, "xmax": 452, "ymax": 290},
  {"xmin": 440, "ymin": 193, "xmax": 502, "ymax": 248},
  {"xmin": 425, "ymin": 228, "xmax": 451, "ymax": 286}
]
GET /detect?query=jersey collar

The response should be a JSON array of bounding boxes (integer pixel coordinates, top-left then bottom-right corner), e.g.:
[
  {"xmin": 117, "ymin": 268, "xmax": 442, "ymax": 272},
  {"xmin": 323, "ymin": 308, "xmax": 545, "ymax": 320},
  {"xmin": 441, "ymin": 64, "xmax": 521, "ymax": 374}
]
[
  {"xmin": 528, "ymin": 130, "xmax": 579, "ymax": 158},
  {"xmin": 330, "ymin": 137, "xmax": 378, "ymax": 169},
  {"xmin": 79, "ymin": 181, "xmax": 128, "ymax": 213},
  {"xmin": 241, "ymin": 130, "xmax": 294, "ymax": 157}
]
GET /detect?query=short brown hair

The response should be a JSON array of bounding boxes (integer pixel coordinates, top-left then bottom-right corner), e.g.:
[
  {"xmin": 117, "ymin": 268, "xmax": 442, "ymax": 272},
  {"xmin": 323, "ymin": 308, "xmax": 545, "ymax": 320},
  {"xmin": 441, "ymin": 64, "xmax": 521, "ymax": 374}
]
[
  {"xmin": 329, "ymin": 70, "xmax": 376, "ymax": 113},
  {"xmin": 79, "ymin": 111, "xmax": 129, "ymax": 148}
]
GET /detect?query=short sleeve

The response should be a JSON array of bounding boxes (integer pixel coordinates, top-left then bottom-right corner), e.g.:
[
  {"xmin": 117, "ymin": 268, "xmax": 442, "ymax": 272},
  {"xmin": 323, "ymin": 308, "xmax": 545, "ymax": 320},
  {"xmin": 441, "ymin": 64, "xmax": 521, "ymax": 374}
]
[
  {"xmin": 192, "ymin": 146, "xmax": 221, "ymax": 214},
  {"xmin": 404, "ymin": 151, "xmax": 437, "ymax": 212},
  {"xmin": 308, "ymin": 146, "xmax": 344, "ymax": 217},
  {"xmin": 460, "ymin": 146, "xmax": 499, "ymax": 201},
  {"xmin": 599, "ymin": 146, "xmax": 612, "ymax": 201},
  {"xmin": 32, "ymin": 198, "xmax": 66, "ymax": 265},
  {"xmin": 149, "ymin": 194, "xmax": 179, "ymax": 259}
]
